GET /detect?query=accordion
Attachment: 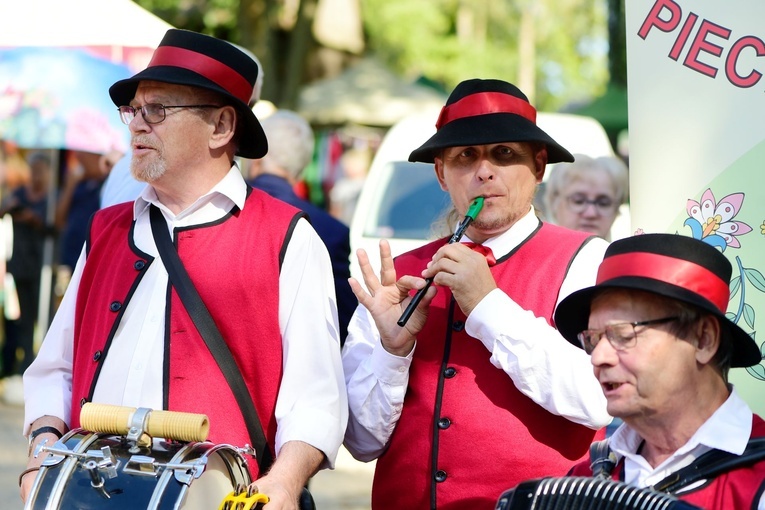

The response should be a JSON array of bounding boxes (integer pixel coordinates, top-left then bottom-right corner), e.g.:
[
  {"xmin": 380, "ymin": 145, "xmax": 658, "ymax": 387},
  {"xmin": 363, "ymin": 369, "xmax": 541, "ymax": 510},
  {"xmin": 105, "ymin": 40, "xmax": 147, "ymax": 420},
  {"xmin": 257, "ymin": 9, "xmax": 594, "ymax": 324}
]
[{"xmin": 495, "ymin": 477, "xmax": 702, "ymax": 510}]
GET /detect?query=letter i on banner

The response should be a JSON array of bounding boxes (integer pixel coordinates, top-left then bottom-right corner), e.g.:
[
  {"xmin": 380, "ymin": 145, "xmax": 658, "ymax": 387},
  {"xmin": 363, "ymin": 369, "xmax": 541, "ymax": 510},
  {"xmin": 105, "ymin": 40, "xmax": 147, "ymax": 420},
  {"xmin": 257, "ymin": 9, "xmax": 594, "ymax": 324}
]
[{"xmin": 626, "ymin": 0, "xmax": 765, "ymax": 414}]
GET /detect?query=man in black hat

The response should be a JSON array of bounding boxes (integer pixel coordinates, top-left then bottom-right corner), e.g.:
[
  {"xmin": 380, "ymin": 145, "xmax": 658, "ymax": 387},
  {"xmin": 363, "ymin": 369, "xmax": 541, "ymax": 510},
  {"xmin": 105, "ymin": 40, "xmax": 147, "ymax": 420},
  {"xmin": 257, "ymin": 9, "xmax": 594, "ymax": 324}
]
[
  {"xmin": 556, "ymin": 233, "xmax": 765, "ymax": 509},
  {"xmin": 342, "ymin": 78, "xmax": 612, "ymax": 508},
  {"xmin": 21, "ymin": 29, "xmax": 347, "ymax": 508}
]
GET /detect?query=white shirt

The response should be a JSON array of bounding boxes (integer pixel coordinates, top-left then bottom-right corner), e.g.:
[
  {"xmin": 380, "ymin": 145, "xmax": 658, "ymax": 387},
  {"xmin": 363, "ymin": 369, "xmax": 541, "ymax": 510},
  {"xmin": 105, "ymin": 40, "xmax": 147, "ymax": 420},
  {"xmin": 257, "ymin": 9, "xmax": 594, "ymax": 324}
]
[
  {"xmin": 609, "ymin": 388, "xmax": 764, "ymax": 509},
  {"xmin": 24, "ymin": 168, "xmax": 348, "ymax": 466},
  {"xmin": 342, "ymin": 208, "xmax": 611, "ymax": 460}
]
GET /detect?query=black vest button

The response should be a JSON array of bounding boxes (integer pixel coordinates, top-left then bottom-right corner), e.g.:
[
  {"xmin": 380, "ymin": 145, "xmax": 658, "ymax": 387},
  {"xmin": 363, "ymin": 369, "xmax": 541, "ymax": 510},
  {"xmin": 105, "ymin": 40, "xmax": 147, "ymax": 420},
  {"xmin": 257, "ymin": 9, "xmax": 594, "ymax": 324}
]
[
  {"xmin": 434, "ymin": 470, "xmax": 447, "ymax": 483},
  {"xmin": 452, "ymin": 320, "xmax": 465, "ymax": 332},
  {"xmin": 438, "ymin": 417, "xmax": 451, "ymax": 429},
  {"xmin": 109, "ymin": 301, "xmax": 122, "ymax": 312},
  {"xmin": 93, "ymin": 351, "xmax": 102, "ymax": 362},
  {"xmin": 444, "ymin": 367, "xmax": 457, "ymax": 378},
  {"xmin": 134, "ymin": 260, "xmax": 146, "ymax": 271}
]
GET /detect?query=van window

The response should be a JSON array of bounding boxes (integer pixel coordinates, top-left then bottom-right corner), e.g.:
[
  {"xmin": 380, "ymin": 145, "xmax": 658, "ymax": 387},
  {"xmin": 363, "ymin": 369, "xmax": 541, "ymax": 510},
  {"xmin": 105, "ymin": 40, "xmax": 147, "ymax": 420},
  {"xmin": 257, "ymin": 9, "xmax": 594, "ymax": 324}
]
[{"xmin": 363, "ymin": 161, "xmax": 450, "ymax": 240}]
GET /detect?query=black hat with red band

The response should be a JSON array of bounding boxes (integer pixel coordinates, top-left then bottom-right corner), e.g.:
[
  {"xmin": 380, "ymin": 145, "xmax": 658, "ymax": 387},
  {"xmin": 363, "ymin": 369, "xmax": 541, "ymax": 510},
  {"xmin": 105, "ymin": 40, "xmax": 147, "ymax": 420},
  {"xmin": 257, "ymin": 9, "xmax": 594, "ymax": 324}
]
[
  {"xmin": 109, "ymin": 29, "xmax": 266, "ymax": 159},
  {"xmin": 554, "ymin": 233, "xmax": 762, "ymax": 368},
  {"xmin": 408, "ymin": 78, "xmax": 574, "ymax": 164}
]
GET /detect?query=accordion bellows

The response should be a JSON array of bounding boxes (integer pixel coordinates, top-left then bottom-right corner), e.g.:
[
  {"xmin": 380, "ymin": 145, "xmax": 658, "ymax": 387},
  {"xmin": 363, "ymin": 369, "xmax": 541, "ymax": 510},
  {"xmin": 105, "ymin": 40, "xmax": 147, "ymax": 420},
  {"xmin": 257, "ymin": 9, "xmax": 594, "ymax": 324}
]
[{"xmin": 495, "ymin": 477, "xmax": 702, "ymax": 510}]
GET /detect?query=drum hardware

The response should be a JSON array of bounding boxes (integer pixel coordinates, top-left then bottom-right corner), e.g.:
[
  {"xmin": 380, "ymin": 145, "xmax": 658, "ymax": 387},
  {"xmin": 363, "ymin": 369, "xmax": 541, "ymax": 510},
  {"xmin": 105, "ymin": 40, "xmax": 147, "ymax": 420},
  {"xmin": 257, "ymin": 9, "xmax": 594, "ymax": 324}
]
[
  {"xmin": 83, "ymin": 456, "xmax": 113, "ymax": 499},
  {"xmin": 126, "ymin": 406, "xmax": 153, "ymax": 451},
  {"xmin": 123, "ymin": 451, "xmax": 209, "ymax": 485},
  {"xmin": 36, "ymin": 436, "xmax": 213, "ymax": 486},
  {"xmin": 25, "ymin": 406, "xmax": 252, "ymax": 510},
  {"xmin": 237, "ymin": 444, "xmax": 257, "ymax": 457},
  {"xmin": 35, "ymin": 439, "xmax": 118, "ymax": 472}
]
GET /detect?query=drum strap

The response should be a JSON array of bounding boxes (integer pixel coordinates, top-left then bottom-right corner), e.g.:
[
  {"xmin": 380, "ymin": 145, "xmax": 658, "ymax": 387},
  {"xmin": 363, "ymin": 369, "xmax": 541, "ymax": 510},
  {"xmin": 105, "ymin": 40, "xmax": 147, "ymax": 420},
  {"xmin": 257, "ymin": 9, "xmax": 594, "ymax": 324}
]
[{"xmin": 150, "ymin": 205, "xmax": 275, "ymax": 473}]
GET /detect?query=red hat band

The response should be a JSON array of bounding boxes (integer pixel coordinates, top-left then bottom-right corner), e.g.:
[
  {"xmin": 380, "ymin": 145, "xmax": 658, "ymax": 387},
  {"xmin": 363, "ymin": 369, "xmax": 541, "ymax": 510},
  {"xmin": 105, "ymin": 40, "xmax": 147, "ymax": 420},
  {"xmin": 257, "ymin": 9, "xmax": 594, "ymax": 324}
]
[
  {"xmin": 597, "ymin": 252, "xmax": 730, "ymax": 313},
  {"xmin": 148, "ymin": 46, "xmax": 252, "ymax": 106},
  {"xmin": 435, "ymin": 91, "xmax": 537, "ymax": 130}
]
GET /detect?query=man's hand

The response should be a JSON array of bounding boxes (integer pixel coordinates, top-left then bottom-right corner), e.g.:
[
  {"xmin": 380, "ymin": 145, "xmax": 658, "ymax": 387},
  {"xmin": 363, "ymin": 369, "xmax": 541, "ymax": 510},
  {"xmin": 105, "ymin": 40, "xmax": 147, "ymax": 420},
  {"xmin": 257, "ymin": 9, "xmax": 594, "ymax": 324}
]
[
  {"xmin": 348, "ymin": 240, "xmax": 436, "ymax": 357},
  {"xmin": 252, "ymin": 441, "xmax": 322, "ymax": 510},
  {"xmin": 423, "ymin": 243, "xmax": 497, "ymax": 317}
]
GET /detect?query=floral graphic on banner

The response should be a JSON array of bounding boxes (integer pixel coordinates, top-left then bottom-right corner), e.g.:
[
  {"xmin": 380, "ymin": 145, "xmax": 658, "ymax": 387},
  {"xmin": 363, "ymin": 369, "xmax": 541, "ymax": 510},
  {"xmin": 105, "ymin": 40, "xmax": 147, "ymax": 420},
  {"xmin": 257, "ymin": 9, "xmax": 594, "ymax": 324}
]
[
  {"xmin": 683, "ymin": 188, "xmax": 765, "ymax": 381},
  {"xmin": 684, "ymin": 189, "xmax": 751, "ymax": 251}
]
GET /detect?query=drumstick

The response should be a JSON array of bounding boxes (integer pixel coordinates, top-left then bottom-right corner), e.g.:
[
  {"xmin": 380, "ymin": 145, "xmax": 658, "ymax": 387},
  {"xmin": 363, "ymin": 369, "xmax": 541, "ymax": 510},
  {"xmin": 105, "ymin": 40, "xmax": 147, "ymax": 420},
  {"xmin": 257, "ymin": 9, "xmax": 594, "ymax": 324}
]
[
  {"xmin": 397, "ymin": 196, "xmax": 485, "ymax": 327},
  {"xmin": 81, "ymin": 403, "xmax": 210, "ymax": 443}
]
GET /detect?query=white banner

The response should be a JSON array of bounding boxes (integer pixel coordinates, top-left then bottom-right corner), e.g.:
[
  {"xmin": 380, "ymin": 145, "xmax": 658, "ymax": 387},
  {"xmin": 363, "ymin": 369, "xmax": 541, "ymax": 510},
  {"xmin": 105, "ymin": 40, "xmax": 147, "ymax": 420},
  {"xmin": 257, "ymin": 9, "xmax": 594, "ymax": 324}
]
[{"xmin": 627, "ymin": 0, "xmax": 765, "ymax": 413}]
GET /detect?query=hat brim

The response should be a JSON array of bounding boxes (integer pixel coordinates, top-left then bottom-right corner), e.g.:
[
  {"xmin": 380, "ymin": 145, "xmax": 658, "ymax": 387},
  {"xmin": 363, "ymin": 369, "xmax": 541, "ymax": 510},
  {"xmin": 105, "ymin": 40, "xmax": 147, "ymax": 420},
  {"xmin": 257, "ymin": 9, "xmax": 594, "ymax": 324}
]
[
  {"xmin": 109, "ymin": 66, "xmax": 267, "ymax": 159},
  {"xmin": 408, "ymin": 113, "xmax": 574, "ymax": 164},
  {"xmin": 554, "ymin": 277, "xmax": 762, "ymax": 368}
]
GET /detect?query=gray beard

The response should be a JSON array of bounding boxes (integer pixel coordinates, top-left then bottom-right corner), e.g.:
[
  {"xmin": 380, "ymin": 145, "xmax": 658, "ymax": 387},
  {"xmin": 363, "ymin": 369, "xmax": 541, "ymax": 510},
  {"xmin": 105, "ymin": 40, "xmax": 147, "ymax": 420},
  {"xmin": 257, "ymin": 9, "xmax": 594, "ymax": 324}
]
[{"xmin": 131, "ymin": 157, "xmax": 166, "ymax": 183}]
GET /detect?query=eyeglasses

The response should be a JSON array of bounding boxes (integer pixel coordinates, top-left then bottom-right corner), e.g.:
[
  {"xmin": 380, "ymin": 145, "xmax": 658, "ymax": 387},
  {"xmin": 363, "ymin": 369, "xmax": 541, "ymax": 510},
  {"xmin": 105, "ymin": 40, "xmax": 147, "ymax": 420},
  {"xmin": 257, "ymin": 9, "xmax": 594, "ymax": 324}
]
[
  {"xmin": 565, "ymin": 194, "xmax": 615, "ymax": 214},
  {"xmin": 577, "ymin": 317, "xmax": 679, "ymax": 355},
  {"xmin": 118, "ymin": 103, "xmax": 221, "ymax": 125}
]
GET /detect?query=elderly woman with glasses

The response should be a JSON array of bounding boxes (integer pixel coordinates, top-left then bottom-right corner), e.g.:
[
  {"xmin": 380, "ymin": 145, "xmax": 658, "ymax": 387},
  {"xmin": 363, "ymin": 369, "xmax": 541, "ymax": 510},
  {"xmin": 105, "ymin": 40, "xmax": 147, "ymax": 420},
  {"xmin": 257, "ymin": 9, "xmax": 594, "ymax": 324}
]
[{"xmin": 542, "ymin": 154, "xmax": 628, "ymax": 240}]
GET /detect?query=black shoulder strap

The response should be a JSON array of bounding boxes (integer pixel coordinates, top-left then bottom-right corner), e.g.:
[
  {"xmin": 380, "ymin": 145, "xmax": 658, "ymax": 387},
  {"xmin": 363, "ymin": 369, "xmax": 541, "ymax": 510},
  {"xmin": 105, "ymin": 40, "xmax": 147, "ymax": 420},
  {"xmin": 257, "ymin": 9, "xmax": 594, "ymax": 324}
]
[
  {"xmin": 149, "ymin": 205, "xmax": 274, "ymax": 473},
  {"xmin": 589, "ymin": 439, "xmax": 618, "ymax": 478},
  {"xmin": 653, "ymin": 437, "xmax": 765, "ymax": 493}
]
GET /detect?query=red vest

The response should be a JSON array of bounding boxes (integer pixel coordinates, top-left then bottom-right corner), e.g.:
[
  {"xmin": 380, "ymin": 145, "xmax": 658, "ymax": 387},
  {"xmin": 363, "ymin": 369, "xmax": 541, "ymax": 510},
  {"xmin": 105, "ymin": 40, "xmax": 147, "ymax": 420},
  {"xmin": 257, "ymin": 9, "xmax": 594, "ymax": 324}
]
[
  {"xmin": 71, "ymin": 189, "xmax": 302, "ymax": 477},
  {"xmin": 373, "ymin": 222, "xmax": 602, "ymax": 509},
  {"xmin": 569, "ymin": 415, "xmax": 765, "ymax": 509}
]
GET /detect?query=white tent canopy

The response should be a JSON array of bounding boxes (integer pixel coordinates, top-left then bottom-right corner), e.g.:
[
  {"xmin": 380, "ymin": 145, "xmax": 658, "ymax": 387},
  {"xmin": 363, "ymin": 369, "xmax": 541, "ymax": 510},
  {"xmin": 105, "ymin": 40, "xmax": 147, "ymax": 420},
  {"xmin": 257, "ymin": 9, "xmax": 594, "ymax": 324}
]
[{"xmin": 0, "ymin": 0, "xmax": 172, "ymax": 70}]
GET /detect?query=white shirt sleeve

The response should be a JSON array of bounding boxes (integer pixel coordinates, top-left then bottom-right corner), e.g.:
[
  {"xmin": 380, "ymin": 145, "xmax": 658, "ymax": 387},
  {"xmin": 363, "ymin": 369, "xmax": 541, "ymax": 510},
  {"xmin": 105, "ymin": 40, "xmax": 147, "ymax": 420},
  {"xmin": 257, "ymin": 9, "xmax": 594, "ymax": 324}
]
[
  {"xmin": 465, "ymin": 237, "xmax": 611, "ymax": 428},
  {"xmin": 342, "ymin": 237, "xmax": 611, "ymax": 459},
  {"xmin": 342, "ymin": 304, "xmax": 412, "ymax": 461},
  {"xmin": 22, "ymin": 247, "xmax": 86, "ymax": 434},
  {"xmin": 275, "ymin": 219, "xmax": 348, "ymax": 468}
]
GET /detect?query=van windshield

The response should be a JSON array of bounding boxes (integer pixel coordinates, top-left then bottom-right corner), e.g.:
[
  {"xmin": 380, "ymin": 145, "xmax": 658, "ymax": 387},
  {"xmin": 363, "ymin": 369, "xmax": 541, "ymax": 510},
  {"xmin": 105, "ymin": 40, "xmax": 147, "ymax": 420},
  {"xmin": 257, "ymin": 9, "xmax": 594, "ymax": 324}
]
[{"xmin": 363, "ymin": 161, "xmax": 451, "ymax": 240}]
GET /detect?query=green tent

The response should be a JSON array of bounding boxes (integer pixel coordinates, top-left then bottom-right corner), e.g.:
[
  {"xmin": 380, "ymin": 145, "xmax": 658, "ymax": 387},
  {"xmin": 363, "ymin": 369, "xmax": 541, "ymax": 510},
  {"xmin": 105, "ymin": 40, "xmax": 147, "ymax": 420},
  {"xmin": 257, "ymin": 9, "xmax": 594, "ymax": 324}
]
[{"xmin": 572, "ymin": 83, "xmax": 629, "ymax": 147}]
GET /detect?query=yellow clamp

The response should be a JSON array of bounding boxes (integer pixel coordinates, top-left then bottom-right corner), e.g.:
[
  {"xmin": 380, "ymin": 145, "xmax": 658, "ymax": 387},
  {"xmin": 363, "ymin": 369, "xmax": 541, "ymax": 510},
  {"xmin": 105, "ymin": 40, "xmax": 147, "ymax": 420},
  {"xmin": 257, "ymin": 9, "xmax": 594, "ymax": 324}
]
[{"xmin": 218, "ymin": 486, "xmax": 270, "ymax": 510}]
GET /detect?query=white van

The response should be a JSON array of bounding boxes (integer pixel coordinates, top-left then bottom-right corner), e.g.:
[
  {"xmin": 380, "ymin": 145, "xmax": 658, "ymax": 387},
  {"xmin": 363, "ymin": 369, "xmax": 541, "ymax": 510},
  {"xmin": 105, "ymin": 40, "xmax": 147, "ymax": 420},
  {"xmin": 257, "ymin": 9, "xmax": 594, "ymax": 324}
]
[{"xmin": 349, "ymin": 110, "xmax": 620, "ymax": 281}]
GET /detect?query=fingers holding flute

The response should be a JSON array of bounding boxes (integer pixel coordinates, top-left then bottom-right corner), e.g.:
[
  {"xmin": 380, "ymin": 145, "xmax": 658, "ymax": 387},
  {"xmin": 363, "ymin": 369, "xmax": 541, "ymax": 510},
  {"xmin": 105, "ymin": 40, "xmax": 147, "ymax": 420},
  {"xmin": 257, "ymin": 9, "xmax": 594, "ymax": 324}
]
[{"xmin": 423, "ymin": 243, "xmax": 497, "ymax": 317}]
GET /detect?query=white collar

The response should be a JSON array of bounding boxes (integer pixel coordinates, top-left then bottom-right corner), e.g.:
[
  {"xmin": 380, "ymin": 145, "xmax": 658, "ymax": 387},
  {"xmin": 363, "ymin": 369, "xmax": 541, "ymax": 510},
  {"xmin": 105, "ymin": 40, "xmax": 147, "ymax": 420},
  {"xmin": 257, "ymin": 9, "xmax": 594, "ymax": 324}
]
[
  {"xmin": 133, "ymin": 166, "xmax": 247, "ymax": 222},
  {"xmin": 610, "ymin": 386, "xmax": 753, "ymax": 461},
  {"xmin": 462, "ymin": 206, "xmax": 540, "ymax": 259}
]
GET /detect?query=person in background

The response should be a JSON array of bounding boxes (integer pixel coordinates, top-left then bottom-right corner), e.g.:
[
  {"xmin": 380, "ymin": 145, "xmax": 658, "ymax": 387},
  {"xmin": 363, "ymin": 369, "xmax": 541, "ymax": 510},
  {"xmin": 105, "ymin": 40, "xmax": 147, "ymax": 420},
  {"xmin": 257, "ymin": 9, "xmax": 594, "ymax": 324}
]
[
  {"xmin": 543, "ymin": 154, "xmax": 628, "ymax": 240},
  {"xmin": 55, "ymin": 150, "xmax": 114, "ymax": 272},
  {"xmin": 328, "ymin": 148, "xmax": 369, "ymax": 227},
  {"xmin": 0, "ymin": 153, "xmax": 50, "ymax": 386},
  {"xmin": 21, "ymin": 29, "xmax": 347, "ymax": 508},
  {"xmin": 557, "ymin": 233, "xmax": 765, "ymax": 509},
  {"xmin": 342, "ymin": 78, "xmax": 611, "ymax": 509},
  {"xmin": 245, "ymin": 110, "xmax": 356, "ymax": 344}
]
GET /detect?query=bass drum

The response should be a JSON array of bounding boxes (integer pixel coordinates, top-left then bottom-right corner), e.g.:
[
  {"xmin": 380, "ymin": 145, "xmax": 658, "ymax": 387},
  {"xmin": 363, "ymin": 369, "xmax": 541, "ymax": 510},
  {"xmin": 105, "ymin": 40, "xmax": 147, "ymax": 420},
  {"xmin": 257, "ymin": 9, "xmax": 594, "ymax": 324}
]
[{"xmin": 25, "ymin": 429, "xmax": 251, "ymax": 510}]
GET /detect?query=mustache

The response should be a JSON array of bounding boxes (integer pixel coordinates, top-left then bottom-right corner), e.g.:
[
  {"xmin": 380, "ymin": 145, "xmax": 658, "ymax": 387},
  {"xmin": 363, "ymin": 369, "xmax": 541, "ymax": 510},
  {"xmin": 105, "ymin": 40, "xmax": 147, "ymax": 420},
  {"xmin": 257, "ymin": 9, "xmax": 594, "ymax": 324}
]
[{"xmin": 131, "ymin": 137, "xmax": 157, "ymax": 150}]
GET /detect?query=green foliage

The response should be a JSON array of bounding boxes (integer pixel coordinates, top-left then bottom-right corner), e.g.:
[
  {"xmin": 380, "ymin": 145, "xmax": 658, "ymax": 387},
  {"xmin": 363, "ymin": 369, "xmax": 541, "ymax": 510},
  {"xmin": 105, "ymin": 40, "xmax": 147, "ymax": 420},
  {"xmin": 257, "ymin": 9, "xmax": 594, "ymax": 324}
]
[
  {"xmin": 133, "ymin": 0, "xmax": 240, "ymax": 39},
  {"xmin": 132, "ymin": 0, "xmax": 612, "ymax": 111},
  {"xmin": 361, "ymin": 0, "xmax": 610, "ymax": 111}
]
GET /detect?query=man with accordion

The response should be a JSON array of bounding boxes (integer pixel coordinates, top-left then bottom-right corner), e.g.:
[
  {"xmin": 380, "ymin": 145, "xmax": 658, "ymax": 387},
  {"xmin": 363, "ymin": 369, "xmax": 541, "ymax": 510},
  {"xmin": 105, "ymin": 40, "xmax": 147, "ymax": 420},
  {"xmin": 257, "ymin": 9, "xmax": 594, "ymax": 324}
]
[{"xmin": 508, "ymin": 233, "xmax": 765, "ymax": 510}]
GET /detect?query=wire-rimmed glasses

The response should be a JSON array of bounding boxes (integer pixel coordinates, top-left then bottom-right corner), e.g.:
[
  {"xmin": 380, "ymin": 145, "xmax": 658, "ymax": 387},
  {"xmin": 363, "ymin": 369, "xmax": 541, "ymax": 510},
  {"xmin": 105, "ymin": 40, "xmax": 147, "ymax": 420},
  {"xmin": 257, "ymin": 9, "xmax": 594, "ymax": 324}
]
[
  {"xmin": 118, "ymin": 103, "xmax": 221, "ymax": 125},
  {"xmin": 565, "ymin": 194, "xmax": 616, "ymax": 214},
  {"xmin": 577, "ymin": 317, "xmax": 679, "ymax": 354}
]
